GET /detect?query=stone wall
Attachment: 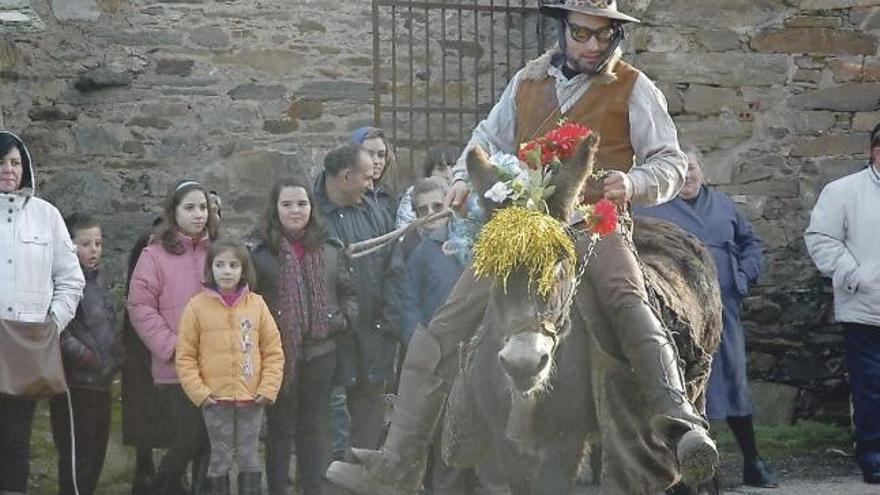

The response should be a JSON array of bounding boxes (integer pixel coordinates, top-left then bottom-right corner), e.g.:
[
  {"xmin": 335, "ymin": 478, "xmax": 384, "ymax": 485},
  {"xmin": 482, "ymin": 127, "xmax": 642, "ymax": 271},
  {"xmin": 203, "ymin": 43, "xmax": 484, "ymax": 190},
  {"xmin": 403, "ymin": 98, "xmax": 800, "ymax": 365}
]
[{"xmin": 2, "ymin": 0, "xmax": 878, "ymax": 422}]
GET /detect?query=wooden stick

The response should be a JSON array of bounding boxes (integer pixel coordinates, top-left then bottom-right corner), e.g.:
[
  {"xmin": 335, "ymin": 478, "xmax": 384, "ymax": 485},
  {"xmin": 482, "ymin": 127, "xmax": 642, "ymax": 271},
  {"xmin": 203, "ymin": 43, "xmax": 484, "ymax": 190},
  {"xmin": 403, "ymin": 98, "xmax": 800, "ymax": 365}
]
[{"xmin": 346, "ymin": 209, "xmax": 453, "ymax": 259}]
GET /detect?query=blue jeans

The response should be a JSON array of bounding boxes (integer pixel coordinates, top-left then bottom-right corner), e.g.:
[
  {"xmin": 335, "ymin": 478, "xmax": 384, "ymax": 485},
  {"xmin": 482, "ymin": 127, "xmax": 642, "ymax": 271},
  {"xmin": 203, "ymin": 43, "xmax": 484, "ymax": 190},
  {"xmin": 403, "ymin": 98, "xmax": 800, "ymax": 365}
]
[
  {"xmin": 843, "ymin": 323, "xmax": 880, "ymax": 466},
  {"xmin": 330, "ymin": 386, "xmax": 350, "ymax": 460}
]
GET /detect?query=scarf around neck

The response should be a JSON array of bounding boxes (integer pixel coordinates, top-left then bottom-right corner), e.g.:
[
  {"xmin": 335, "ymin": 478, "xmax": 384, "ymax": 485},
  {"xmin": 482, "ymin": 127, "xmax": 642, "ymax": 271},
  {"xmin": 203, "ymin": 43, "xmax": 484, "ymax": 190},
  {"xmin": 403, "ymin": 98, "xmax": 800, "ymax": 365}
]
[{"xmin": 278, "ymin": 237, "xmax": 331, "ymax": 378}]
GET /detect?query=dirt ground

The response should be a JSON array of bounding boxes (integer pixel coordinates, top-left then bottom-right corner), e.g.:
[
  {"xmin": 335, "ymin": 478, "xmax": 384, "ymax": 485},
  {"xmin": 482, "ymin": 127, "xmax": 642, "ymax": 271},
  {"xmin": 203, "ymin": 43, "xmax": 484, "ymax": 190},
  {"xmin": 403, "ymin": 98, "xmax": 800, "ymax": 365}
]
[{"xmin": 26, "ymin": 395, "xmax": 875, "ymax": 494}]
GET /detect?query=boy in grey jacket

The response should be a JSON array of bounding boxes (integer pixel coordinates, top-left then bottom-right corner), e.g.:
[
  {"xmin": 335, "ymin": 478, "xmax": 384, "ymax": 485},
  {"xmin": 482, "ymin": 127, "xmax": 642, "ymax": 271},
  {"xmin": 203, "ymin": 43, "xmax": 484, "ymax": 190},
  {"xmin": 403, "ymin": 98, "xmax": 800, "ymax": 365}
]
[{"xmin": 50, "ymin": 213, "xmax": 123, "ymax": 495}]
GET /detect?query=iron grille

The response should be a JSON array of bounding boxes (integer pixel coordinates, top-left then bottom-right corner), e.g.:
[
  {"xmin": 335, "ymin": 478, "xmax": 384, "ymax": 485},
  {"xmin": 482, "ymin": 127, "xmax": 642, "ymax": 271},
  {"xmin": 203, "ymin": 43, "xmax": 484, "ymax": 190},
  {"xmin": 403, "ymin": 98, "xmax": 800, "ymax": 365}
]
[{"xmin": 371, "ymin": 0, "xmax": 555, "ymax": 185}]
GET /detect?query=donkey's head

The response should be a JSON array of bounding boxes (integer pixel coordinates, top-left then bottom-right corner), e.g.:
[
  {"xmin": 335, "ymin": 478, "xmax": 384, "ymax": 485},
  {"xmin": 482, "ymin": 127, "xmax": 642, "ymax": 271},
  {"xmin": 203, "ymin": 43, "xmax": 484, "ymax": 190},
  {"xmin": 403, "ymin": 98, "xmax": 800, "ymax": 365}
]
[{"xmin": 467, "ymin": 134, "xmax": 599, "ymax": 395}]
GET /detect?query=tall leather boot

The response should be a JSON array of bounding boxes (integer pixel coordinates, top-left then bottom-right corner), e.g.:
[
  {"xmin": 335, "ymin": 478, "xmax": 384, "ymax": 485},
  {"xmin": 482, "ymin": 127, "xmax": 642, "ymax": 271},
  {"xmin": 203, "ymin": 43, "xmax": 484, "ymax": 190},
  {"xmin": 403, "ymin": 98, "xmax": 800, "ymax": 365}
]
[
  {"xmin": 616, "ymin": 304, "xmax": 718, "ymax": 486},
  {"xmin": 326, "ymin": 327, "xmax": 450, "ymax": 495},
  {"xmin": 237, "ymin": 471, "xmax": 262, "ymax": 495}
]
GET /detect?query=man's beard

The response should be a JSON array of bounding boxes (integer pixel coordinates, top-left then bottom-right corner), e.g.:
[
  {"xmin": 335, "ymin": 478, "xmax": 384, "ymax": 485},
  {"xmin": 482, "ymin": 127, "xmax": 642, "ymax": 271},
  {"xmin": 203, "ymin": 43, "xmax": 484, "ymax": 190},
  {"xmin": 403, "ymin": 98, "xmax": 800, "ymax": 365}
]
[{"xmin": 565, "ymin": 55, "xmax": 601, "ymax": 75}]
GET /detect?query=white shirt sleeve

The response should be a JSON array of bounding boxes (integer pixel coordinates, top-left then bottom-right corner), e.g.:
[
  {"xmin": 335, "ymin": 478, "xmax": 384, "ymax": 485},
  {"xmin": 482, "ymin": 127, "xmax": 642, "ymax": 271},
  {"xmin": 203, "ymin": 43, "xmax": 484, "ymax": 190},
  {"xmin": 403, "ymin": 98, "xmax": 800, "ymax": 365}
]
[
  {"xmin": 452, "ymin": 72, "xmax": 522, "ymax": 181},
  {"xmin": 627, "ymin": 72, "xmax": 688, "ymax": 206}
]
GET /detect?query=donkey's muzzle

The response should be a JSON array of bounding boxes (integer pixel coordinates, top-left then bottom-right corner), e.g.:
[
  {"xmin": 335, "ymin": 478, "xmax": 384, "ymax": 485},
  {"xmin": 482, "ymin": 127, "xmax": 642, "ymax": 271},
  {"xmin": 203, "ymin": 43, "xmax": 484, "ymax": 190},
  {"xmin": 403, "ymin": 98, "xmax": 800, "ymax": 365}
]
[{"xmin": 498, "ymin": 333, "xmax": 554, "ymax": 392}]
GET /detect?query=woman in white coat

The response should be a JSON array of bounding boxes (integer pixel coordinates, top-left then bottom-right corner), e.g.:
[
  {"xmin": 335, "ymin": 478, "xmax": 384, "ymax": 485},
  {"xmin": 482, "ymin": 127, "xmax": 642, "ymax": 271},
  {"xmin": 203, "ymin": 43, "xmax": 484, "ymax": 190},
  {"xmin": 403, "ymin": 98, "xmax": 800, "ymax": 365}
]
[{"xmin": 0, "ymin": 131, "xmax": 85, "ymax": 493}]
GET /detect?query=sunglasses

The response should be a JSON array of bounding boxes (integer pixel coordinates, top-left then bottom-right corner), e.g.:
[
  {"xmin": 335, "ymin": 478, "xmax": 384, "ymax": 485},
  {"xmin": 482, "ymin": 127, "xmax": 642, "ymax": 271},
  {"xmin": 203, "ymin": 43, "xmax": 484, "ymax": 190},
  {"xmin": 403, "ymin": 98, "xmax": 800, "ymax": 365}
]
[
  {"xmin": 415, "ymin": 201, "xmax": 445, "ymax": 218},
  {"xmin": 566, "ymin": 21, "xmax": 617, "ymax": 44}
]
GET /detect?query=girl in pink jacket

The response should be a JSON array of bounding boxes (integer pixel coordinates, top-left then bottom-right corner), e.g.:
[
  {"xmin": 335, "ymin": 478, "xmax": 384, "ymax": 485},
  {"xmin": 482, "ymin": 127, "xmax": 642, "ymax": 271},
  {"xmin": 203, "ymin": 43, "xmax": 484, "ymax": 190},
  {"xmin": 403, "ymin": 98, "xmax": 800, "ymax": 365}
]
[{"xmin": 127, "ymin": 180, "xmax": 219, "ymax": 494}]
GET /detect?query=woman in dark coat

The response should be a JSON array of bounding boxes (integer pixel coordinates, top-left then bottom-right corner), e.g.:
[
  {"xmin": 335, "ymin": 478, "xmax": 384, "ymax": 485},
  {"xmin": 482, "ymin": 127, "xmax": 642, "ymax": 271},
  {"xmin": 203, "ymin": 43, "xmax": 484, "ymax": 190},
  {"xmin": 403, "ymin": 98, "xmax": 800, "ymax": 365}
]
[
  {"xmin": 251, "ymin": 177, "xmax": 358, "ymax": 495},
  {"xmin": 634, "ymin": 145, "xmax": 776, "ymax": 488},
  {"xmin": 121, "ymin": 216, "xmax": 169, "ymax": 494}
]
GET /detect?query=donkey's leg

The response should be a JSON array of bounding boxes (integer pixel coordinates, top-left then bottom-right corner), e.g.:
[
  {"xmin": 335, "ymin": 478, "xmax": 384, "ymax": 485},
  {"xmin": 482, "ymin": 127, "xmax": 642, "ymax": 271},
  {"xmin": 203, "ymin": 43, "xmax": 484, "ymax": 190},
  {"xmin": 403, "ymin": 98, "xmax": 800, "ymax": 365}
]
[
  {"xmin": 582, "ymin": 227, "xmax": 718, "ymax": 487},
  {"xmin": 327, "ymin": 267, "xmax": 492, "ymax": 495}
]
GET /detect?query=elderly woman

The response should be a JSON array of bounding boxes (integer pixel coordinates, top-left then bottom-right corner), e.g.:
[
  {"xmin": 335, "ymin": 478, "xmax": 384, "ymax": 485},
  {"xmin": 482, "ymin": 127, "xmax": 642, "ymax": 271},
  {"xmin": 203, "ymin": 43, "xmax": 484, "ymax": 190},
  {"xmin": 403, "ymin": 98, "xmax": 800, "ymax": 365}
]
[
  {"xmin": 634, "ymin": 145, "xmax": 776, "ymax": 488},
  {"xmin": 0, "ymin": 131, "xmax": 85, "ymax": 493}
]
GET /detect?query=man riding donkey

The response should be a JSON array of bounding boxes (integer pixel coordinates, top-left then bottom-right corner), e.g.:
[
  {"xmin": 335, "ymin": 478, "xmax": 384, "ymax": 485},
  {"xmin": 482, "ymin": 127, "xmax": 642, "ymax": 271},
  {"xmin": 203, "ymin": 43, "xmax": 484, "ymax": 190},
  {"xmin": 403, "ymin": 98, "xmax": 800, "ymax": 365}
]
[{"xmin": 327, "ymin": 1, "xmax": 719, "ymax": 493}]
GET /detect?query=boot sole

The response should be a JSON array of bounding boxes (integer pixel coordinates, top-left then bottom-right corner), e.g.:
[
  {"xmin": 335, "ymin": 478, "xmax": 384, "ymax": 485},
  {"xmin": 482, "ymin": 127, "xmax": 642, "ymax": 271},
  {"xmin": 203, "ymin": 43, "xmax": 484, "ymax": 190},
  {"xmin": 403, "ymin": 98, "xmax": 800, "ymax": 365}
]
[
  {"xmin": 326, "ymin": 461, "xmax": 416, "ymax": 495},
  {"xmin": 677, "ymin": 430, "xmax": 719, "ymax": 487}
]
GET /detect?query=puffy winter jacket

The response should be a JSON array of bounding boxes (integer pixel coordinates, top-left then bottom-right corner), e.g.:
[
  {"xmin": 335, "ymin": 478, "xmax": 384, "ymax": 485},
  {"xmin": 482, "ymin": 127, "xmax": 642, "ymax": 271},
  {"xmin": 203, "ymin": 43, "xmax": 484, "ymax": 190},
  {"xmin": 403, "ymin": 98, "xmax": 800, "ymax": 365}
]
[
  {"xmin": 806, "ymin": 165, "xmax": 880, "ymax": 327},
  {"xmin": 127, "ymin": 233, "xmax": 209, "ymax": 383},
  {"xmin": 176, "ymin": 289, "xmax": 284, "ymax": 407}
]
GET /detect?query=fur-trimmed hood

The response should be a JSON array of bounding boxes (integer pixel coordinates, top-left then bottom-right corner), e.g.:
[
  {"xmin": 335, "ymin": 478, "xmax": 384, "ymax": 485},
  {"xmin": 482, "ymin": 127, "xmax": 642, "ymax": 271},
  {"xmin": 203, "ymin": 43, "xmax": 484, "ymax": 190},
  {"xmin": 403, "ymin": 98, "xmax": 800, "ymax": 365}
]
[
  {"xmin": 519, "ymin": 44, "xmax": 623, "ymax": 86},
  {"xmin": 0, "ymin": 130, "xmax": 35, "ymax": 197}
]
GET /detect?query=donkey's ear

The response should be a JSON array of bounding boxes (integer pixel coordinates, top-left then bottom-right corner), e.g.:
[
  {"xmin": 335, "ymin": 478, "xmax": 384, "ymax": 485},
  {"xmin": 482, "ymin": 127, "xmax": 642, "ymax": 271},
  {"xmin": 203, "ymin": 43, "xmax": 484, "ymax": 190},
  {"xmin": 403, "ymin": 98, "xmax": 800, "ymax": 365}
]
[
  {"xmin": 545, "ymin": 133, "xmax": 600, "ymax": 220},
  {"xmin": 466, "ymin": 145, "xmax": 502, "ymax": 197}
]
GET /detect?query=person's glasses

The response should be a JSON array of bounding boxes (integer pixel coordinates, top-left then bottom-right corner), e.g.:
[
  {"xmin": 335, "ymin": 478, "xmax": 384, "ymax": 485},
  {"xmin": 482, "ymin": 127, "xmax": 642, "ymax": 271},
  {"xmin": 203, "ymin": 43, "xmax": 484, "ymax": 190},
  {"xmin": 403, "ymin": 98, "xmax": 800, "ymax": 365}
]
[
  {"xmin": 566, "ymin": 22, "xmax": 616, "ymax": 44},
  {"xmin": 415, "ymin": 201, "xmax": 445, "ymax": 218}
]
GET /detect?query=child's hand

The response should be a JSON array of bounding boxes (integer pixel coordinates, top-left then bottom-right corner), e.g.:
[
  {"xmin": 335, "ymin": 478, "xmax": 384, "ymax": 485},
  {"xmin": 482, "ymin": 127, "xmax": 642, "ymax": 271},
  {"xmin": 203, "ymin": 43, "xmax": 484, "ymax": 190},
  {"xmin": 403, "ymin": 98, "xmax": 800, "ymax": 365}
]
[
  {"xmin": 327, "ymin": 310, "xmax": 349, "ymax": 334},
  {"xmin": 202, "ymin": 396, "xmax": 218, "ymax": 408},
  {"xmin": 254, "ymin": 395, "xmax": 270, "ymax": 406}
]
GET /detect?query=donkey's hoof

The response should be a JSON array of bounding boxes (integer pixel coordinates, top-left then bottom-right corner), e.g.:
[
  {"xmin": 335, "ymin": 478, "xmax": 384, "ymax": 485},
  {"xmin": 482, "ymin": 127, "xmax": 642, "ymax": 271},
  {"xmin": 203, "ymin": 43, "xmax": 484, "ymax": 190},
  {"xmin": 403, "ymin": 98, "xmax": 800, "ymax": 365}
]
[{"xmin": 676, "ymin": 429, "xmax": 718, "ymax": 486}]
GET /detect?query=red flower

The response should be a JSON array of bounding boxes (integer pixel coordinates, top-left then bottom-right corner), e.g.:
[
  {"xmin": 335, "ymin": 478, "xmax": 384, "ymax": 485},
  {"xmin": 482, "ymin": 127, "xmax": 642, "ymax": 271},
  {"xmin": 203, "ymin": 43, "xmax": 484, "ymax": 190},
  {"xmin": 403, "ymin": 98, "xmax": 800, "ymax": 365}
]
[
  {"xmin": 589, "ymin": 199, "xmax": 618, "ymax": 236},
  {"xmin": 518, "ymin": 122, "xmax": 592, "ymax": 170}
]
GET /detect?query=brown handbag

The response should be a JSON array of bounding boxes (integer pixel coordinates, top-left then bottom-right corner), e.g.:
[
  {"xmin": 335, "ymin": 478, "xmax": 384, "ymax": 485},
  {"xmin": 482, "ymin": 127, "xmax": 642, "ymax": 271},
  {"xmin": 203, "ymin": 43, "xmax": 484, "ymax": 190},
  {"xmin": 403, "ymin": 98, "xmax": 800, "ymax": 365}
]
[{"xmin": 0, "ymin": 318, "xmax": 68, "ymax": 398}]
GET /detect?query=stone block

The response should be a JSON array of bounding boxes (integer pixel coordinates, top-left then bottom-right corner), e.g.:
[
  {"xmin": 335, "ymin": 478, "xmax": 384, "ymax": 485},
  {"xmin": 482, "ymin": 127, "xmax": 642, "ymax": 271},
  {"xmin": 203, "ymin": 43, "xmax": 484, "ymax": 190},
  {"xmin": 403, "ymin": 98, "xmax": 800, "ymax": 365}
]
[
  {"xmin": 155, "ymin": 59, "xmax": 195, "ymax": 77},
  {"xmin": 751, "ymin": 381, "xmax": 800, "ymax": 426},
  {"xmin": 228, "ymin": 82, "xmax": 287, "ymax": 101},
  {"xmin": 28, "ymin": 105, "xmax": 77, "ymax": 121},
  {"xmin": 188, "ymin": 26, "xmax": 230, "ymax": 50},
  {"xmin": 297, "ymin": 19, "xmax": 326, "ymax": 34},
  {"xmin": 296, "ymin": 80, "xmax": 374, "ymax": 102},
  {"xmin": 786, "ymin": 16, "xmax": 843, "ymax": 28},
  {"xmin": 195, "ymin": 103, "xmax": 259, "ymax": 132},
  {"xmin": 830, "ymin": 59, "xmax": 880, "ymax": 83},
  {"xmin": 790, "ymin": 133, "xmax": 868, "ymax": 157},
  {"xmin": 263, "ymin": 119, "xmax": 298, "ymax": 134},
  {"xmin": 287, "ymin": 99, "xmax": 324, "ymax": 121},
  {"xmin": 51, "ymin": 0, "xmax": 100, "ymax": 22},
  {"xmin": 720, "ymin": 178, "xmax": 800, "ymax": 197},
  {"xmin": 682, "ymin": 85, "xmax": 745, "ymax": 115},
  {"xmin": 853, "ymin": 111, "xmax": 880, "ymax": 131},
  {"xmin": 645, "ymin": 28, "xmax": 690, "ymax": 53},
  {"xmin": 800, "ymin": 0, "xmax": 880, "ymax": 9},
  {"xmin": 675, "ymin": 116, "xmax": 753, "ymax": 149},
  {"xmin": 73, "ymin": 126, "xmax": 123, "ymax": 155},
  {"xmin": 643, "ymin": 0, "xmax": 786, "ymax": 30},
  {"xmin": 0, "ymin": 5, "xmax": 44, "ymax": 33},
  {"xmin": 633, "ymin": 52, "xmax": 790, "ymax": 87},
  {"xmin": 790, "ymin": 82, "xmax": 880, "ymax": 112},
  {"xmin": 752, "ymin": 28, "xmax": 877, "ymax": 56},
  {"xmin": 39, "ymin": 169, "xmax": 113, "ymax": 214},
  {"xmin": 213, "ymin": 49, "xmax": 305, "ymax": 76},
  {"xmin": 74, "ymin": 67, "xmax": 132, "ymax": 92},
  {"xmin": 96, "ymin": 29, "xmax": 184, "ymax": 47},
  {"xmin": 816, "ymin": 158, "xmax": 867, "ymax": 184},
  {"xmin": 851, "ymin": 6, "xmax": 880, "ymax": 30},
  {"xmin": 128, "ymin": 116, "xmax": 172, "ymax": 130},
  {"xmin": 694, "ymin": 29, "xmax": 740, "ymax": 52}
]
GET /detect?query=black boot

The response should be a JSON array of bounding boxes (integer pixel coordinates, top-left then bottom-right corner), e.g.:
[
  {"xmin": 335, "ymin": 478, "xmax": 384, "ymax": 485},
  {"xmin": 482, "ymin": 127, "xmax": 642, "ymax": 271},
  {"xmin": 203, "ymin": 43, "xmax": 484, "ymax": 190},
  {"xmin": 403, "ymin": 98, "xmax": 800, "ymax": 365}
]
[
  {"xmin": 206, "ymin": 475, "xmax": 230, "ymax": 495},
  {"xmin": 743, "ymin": 457, "xmax": 778, "ymax": 488},
  {"xmin": 238, "ymin": 471, "xmax": 263, "ymax": 495}
]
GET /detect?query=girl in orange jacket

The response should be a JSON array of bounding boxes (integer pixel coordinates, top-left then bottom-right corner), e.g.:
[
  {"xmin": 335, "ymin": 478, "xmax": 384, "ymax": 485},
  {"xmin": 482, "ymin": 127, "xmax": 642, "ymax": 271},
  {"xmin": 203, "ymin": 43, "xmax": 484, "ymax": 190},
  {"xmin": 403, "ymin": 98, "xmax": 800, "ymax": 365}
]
[{"xmin": 176, "ymin": 239, "xmax": 284, "ymax": 493}]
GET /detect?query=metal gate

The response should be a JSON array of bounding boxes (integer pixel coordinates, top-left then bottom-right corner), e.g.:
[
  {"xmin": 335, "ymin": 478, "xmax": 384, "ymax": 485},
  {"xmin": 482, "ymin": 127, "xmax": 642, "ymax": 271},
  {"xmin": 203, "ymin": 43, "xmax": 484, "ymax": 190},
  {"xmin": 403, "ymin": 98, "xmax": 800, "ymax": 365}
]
[{"xmin": 371, "ymin": 0, "xmax": 554, "ymax": 184}]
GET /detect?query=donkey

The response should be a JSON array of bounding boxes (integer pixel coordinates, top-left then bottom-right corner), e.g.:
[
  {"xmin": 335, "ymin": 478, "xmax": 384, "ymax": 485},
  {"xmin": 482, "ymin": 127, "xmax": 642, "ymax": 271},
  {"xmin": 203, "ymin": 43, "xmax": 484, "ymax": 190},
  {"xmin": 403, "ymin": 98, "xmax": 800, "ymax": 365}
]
[{"xmin": 440, "ymin": 137, "xmax": 722, "ymax": 495}]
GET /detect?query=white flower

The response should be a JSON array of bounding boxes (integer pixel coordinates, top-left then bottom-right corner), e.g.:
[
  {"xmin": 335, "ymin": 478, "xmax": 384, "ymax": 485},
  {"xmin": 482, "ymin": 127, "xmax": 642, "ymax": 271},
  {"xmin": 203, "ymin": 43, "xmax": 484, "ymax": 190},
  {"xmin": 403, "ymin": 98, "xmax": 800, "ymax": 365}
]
[
  {"xmin": 484, "ymin": 181, "xmax": 513, "ymax": 203},
  {"xmin": 489, "ymin": 152, "xmax": 526, "ymax": 176}
]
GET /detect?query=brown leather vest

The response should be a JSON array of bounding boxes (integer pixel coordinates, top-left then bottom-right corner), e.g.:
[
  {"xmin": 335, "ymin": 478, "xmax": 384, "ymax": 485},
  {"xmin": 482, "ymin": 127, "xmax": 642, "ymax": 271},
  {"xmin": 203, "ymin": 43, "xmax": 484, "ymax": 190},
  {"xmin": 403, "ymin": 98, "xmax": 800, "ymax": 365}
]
[{"xmin": 514, "ymin": 60, "xmax": 640, "ymax": 172}]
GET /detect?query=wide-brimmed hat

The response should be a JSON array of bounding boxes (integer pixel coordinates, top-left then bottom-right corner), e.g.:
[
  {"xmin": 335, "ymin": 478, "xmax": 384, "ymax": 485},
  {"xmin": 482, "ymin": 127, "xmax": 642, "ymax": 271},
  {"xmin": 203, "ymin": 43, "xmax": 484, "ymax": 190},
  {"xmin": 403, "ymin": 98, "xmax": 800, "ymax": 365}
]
[{"xmin": 540, "ymin": 0, "xmax": 641, "ymax": 24}]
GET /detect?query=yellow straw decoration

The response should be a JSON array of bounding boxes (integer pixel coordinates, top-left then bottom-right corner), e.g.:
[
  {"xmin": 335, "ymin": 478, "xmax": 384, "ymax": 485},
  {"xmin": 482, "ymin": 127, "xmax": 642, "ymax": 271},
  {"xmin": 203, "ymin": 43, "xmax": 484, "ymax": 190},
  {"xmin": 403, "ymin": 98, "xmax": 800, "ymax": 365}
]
[{"xmin": 472, "ymin": 206, "xmax": 575, "ymax": 297}]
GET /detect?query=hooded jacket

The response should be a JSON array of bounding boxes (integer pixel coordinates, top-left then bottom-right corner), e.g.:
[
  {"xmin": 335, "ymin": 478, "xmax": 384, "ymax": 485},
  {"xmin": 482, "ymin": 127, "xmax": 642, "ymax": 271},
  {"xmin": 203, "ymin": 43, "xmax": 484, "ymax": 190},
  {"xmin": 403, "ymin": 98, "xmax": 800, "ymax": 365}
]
[
  {"xmin": 127, "ymin": 232, "xmax": 210, "ymax": 383},
  {"xmin": 0, "ymin": 131, "xmax": 84, "ymax": 330},
  {"xmin": 806, "ymin": 165, "xmax": 880, "ymax": 327}
]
